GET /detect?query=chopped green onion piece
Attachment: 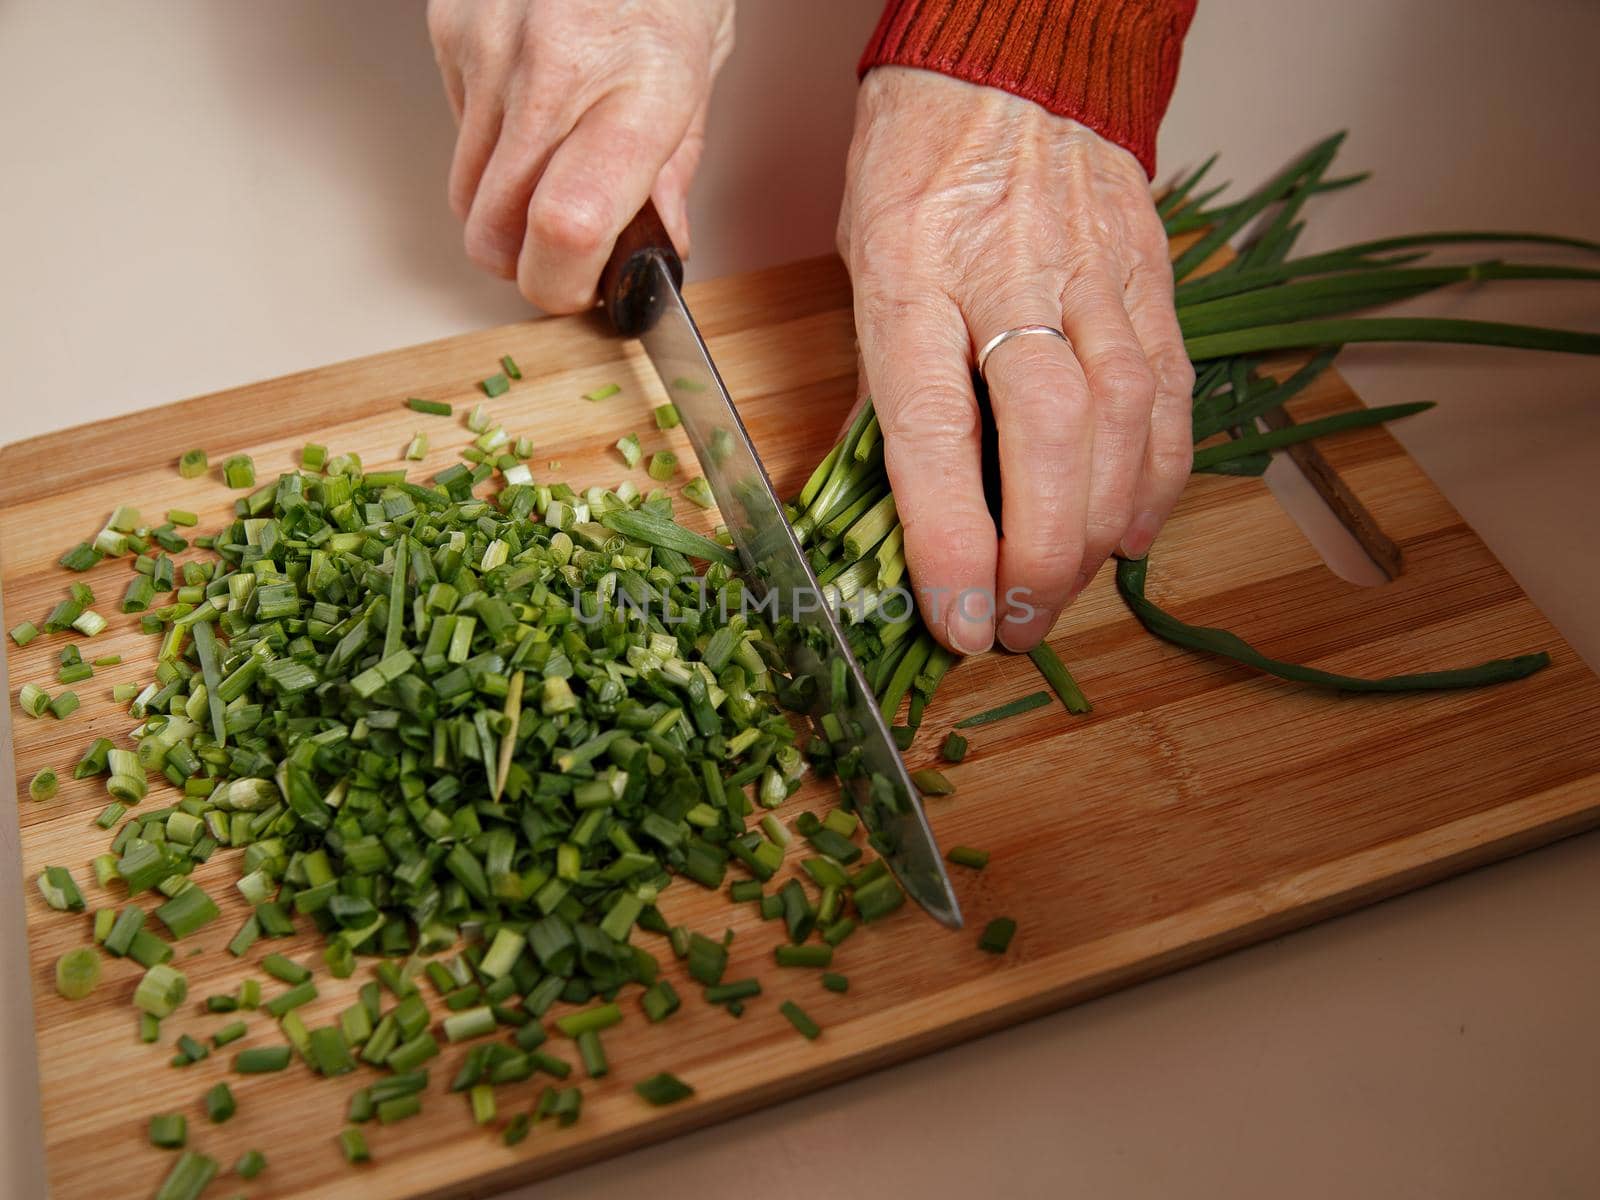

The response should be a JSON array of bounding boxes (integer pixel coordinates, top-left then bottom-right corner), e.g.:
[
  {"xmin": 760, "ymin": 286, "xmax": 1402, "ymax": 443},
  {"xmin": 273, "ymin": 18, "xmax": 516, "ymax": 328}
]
[
  {"xmin": 640, "ymin": 979, "xmax": 680, "ymax": 1023},
  {"xmin": 172, "ymin": 1032, "xmax": 208, "ymax": 1064},
  {"xmin": 576, "ymin": 1028, "xmax": 608, "ymax": 1078},
  {"xmin": 134, "ymin": 963, "xmax": 188, "ymax": 1017},
  {"xmin": 821, "ymin": 917, "xmax": 857, "ymax": 947},
  {"xmin": 234, "ymin": 1149, "xmax": 267, "ymax": 1179},
  {"xmin": 952, "ymin": 691, "xmax": 1051, "ymax": 729},
  {"xmin": 71, "ymin": 609, "xmax": 107, "ymax": 637},
  {"xmin": 647, "ymin": 451, "xmax": 678, "ymax": 480},
  {"xmin": 309, "ymin": 1025, "xmax": 357, "ymax": 1076},
  {"xmin": 554, "ymin": 1002, "xmax": 622, "ymax": 1038},
  {"xmin": 149, "ymin": 1113, "xmax": 187, "ymax": 1149},
  {"xmin": 946, "ymin": 845, "xmax": 989, "ymax": 870},
  {"xmin": 55, "ymin": 946, "xmax": 101, "ymax": 999},
  {"xmin": 212, "ymin": 1021, "xmax": 247, "ymax": 1048},
  {"xmin": 503, "ymin": 1112, "xmax": 531, "ymax": 1145},
  {"xmin": 177, "ymin": 449, "xmax": 208, "ymax": 478},
  {"xmin": 38, "ymin": 866, "xmax": 86, "ymax": 912},
  {"xmin": 583, "ymin": 382, "xmax": 620, "ymax": 402},
  {"xmin": 58, "ymin": 541, "xmax": 103, "ymax": 571},
  {"xmin": 234, "ymin": 1045, "xmax": 292, "ymax": 1073},
  {"xmin": 469, "ymin": 1082, "xmax": 496, "ymax": 1126},
  {"xmin": 407, "ymin": 397, "xmax": 453, "ymax": 416},
  {"xmin": 166, "ymin": 509, "xmax": 199, "ymax": 527},
  {"xmin": 222, "ymin": 455, "xmax": 256, "ymax": 489},
  {"xmin": 339, "ymin": 1127, "xmax": 370, "ymax": 1163},
  {"xmin": 681, "ymin": 476, "xmax": 714, "ymax": 508},
  {"xmin": 155, "ymin": 885, "xmax": 220, "ymax": 939},
  {"xmin": 377, "ymin": 1093, "xmax": 422, "ymax": 1124},
  {"xmin": 48, "ymin": 691, "xmax": 80, "ymax": 719},
  {"xmin": 821, "ymin": 972, "xmax": 848, "ymax": 993},
  {"xmin": 941, "ymin": 732, "xmax": 968, "ymax": 762},
  {"xmin": 979, "ymin": 916, "xmax": 1017, "ymax": 954},
  {"xmin": 634, "ymin": 1071, "xmax": 694, "ymax": 1105},
  {"xmin": 653, "ymin": 402, "xmax": 680, "ymax": 429},
  {"xmin": 204, "ymin": 1082, "xmax": 236, "ymax": 1123},
  {"xmin": 779, "ymin": 999, "xmax": 821, "ymax": 1040},
  {"xmin": 127, "ymin": 929, "xmax": 173, "ymax": 968},
  {"xmin": 263, "ymin": 979, "xmax": 317, "ymax": 1017},
  {"xmin": 615, "ymin": 432, "xmax": 643, "ymax": 468},
  {"xmin": 17, "ymin": 683, "xmax": 50, "ymax": 718},
  {"xmin": 911, "ymin": 768, "xmax": 955, "ymax": 796},
  {"xmin": 301, "ymin": 443, "xmax": 328, "ymax": 470},
  {"xmin": 774, "ymin": 944, "xmax": 832, "ymax": 968},
  {"xmin": 481, "ymin": 372, "xmax": 511, "ymax": 398},
  {"xmin": 500, "ymin": 354, "xmax": 522, "ymax": 379},
  {"xmin": 8, "ymin": 621, "xmax": 39, "ymax": 646},
  {"xmin": 704, "ymin": 977, "xmax": 761, "ymax": 1004},
  {"xmin": 260, "ymin": 953, "xmax": 311, "ymax": 984},
  {"xmin": 729, "ymin": 879, "xmax": 763, "ymax": 904},
  {"xmin": 153, "ymin": 1151, "xmax": 217, "ymax": 1200},
  {"xmin": 29, "ymin": 769, "xmax": 59, "ymax": 803},
  {"xmin": 443, "ymin": 1005, "xmax": 496, "ymax": 1043},
  {"xmin": 405, "ymin": 432, "xmax": 430, "ymax": 460},
  {"xmin": 386, "ymin": 1031, "xmax": 439, "ymax": 1072}
]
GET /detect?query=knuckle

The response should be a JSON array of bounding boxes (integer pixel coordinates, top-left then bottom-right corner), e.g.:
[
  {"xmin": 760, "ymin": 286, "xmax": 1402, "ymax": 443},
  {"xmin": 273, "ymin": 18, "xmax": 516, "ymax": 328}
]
[
  {"xmin": 1149, "ymin": 436, "xmax": 1196, "ymax": 486},
  {"xmin": 1086, "ymin": 495, "xmax": 1135, "ymax": 543},
  {"xmin": 527, "ymin": 193, "xmax": 611, "ymax": 259},
  {"xmin": 1087, "ymin": 354, "xmax": 1157, "ymax": 415},
  {"xmin": 1156, "ymin": 352, "xmax": 1196, "ymax": 400},
  {"xmin": 882, "ymin": 385, "xmax": 980, "ymax": 449},
  {"xmin": 1015, "ymin": 538, "xmax": 1083, "ymax": 586}
]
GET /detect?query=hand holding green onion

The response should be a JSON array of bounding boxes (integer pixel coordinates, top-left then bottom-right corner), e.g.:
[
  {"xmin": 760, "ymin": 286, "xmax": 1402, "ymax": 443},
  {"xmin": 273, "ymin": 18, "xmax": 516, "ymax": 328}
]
[{"xmin": 837, "ymin": 68, "xmax": 1194, "ymax": 656}]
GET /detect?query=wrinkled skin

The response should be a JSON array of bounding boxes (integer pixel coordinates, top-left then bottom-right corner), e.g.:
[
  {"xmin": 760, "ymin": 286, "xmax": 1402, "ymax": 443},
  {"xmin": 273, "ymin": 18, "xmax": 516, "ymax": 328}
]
[
  {"xmin": 839, "ymin": 68, "xmax": 1193, "ymax": 654},
  {"xmin": 428, "ymin": 12, "xmax": 1191, "ymax": 657},
  {"xmin": 427, "ymin": 0, "xmax": 734, "ymax": 311}
]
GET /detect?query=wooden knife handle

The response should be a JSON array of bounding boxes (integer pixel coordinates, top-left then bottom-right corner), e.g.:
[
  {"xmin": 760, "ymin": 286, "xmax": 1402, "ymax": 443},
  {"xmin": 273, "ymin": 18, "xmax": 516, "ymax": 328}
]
[{"xmin": 599, "ymin": 198, "xmax": 684, "ymax": 337}]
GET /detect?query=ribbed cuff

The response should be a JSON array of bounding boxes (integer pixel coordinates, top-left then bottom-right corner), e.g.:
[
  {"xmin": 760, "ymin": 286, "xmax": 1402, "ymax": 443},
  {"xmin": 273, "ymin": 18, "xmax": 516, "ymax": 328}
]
[{"xmin": 859, "ymin": 0, "xmax": 1197, "ymax": 177}]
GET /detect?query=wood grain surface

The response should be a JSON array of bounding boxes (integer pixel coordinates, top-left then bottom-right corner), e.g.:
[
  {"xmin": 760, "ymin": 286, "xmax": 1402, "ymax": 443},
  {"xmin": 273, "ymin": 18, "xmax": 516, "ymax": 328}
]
[{"xmin": 4, "ymin": 255, "xmax": 1598, "ymax": 1200}]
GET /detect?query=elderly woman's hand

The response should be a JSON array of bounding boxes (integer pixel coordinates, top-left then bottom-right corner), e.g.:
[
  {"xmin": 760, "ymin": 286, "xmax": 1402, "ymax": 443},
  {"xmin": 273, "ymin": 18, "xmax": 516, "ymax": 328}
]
[
  {"xmin": 427, "ymin": 0, "xmax": 734, "ymax": 312},
  {"xmin": 838, "ymin": 67, "xmax": 1194, "ymax": 655}
]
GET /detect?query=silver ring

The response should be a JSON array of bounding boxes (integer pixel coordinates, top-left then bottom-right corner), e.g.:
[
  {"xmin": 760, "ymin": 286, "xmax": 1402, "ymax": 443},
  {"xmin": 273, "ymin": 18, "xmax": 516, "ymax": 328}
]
[{"xmin": 975, "ymin": 324, "xmax": 1071, "ymax": 380}]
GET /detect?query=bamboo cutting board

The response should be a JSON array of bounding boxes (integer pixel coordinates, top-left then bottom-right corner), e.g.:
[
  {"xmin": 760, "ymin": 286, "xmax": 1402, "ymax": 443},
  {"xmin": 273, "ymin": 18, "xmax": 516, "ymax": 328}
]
[{"xmin": 4, "ymin": 255, "xmax": 1599, "ymax": 1200}]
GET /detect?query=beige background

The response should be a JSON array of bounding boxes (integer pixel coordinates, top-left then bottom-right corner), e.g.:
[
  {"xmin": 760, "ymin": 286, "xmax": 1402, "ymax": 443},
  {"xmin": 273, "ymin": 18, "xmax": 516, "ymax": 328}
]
[{"xmin": 2, "ymin": 2, "xmax": 1597, "ymax": 1197}]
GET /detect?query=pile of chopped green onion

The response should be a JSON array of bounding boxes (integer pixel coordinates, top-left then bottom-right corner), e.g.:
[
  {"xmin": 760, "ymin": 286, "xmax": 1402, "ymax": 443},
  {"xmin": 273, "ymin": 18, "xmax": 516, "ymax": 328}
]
[{"xmin": 19, "ymin": 370, "xmax": 928, "ymax": 1173}]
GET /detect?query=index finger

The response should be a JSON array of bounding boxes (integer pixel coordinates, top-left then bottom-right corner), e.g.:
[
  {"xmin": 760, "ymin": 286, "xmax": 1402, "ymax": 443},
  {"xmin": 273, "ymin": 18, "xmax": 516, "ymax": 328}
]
[
  {"xmin": 517, "ymin": 93, "xmax": 689, "ymax": 313},
  {"xmin": 858, "ymin": 290, "xmax": 998, "ymax": 656}
]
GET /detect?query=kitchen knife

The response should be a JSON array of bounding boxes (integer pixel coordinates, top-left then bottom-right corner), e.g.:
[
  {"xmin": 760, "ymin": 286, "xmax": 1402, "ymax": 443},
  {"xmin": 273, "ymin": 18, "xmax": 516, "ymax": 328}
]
[{"xmin": 600, "ymin": 202, "xmax": 962, "ymax": 928}]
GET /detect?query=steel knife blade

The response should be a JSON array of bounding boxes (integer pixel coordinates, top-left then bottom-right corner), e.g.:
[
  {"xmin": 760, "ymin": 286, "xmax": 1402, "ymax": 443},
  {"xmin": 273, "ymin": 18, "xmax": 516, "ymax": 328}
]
[{"xmin": 599, "ymin": 203, "xmax": 961, "ymax": 928}]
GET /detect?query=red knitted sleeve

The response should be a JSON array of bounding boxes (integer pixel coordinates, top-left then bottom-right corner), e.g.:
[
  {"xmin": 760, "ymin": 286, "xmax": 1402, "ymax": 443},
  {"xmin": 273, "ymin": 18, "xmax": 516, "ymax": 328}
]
[{"xmin": 859, "ymin": 0, "xmax": 1197, "ymax": 177}]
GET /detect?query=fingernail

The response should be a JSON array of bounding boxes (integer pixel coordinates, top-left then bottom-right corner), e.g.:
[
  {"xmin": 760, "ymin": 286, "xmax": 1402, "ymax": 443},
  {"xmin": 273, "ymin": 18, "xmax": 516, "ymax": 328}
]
[
  {"xmin": 1117, "ymin": 513, "xmax": 1160, "ymax": 561},
  {"xmin": 995, "ymin": 618, "xmax": 1039, "ymax": 654},
  {"xmin": 947, "ymin": 613, "xmax": 993, "ymax": 657}
]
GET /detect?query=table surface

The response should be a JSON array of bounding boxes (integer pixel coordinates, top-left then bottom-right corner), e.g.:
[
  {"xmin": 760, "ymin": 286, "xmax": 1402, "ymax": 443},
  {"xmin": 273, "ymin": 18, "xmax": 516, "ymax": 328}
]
[{"xmin": 2, "ymin": 3, "xmax": 1597, "ymax": 1197}]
